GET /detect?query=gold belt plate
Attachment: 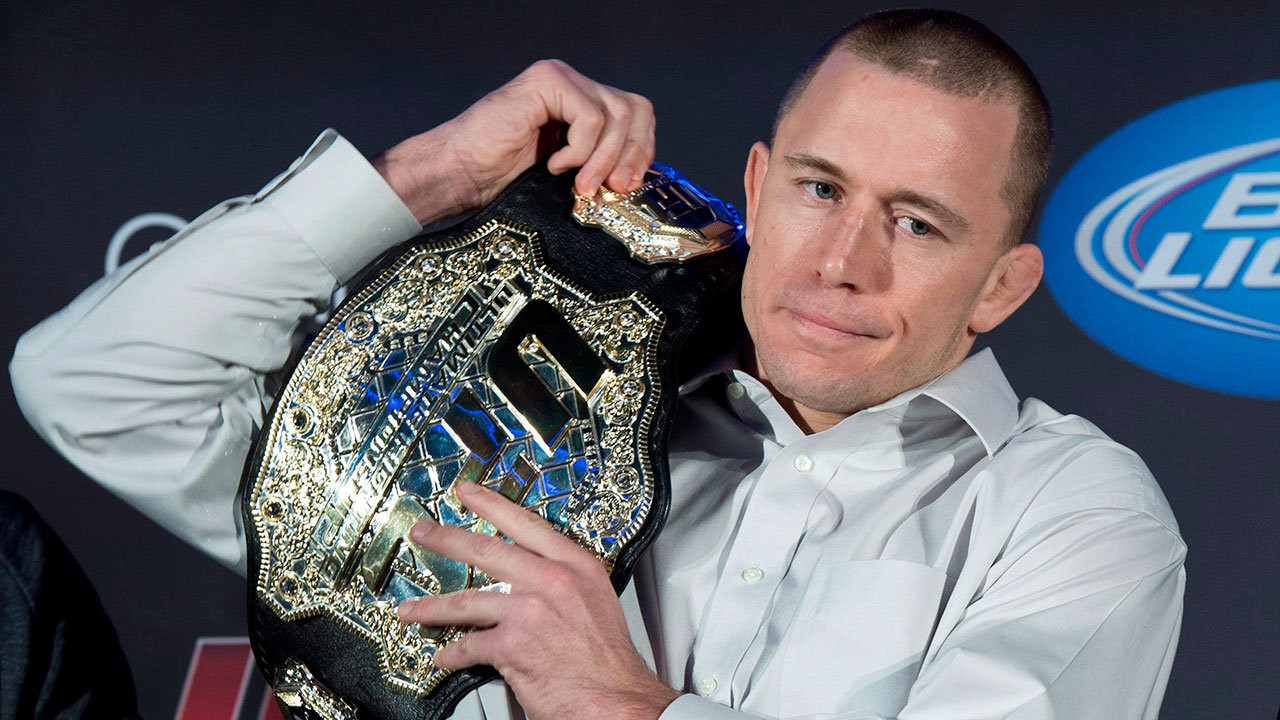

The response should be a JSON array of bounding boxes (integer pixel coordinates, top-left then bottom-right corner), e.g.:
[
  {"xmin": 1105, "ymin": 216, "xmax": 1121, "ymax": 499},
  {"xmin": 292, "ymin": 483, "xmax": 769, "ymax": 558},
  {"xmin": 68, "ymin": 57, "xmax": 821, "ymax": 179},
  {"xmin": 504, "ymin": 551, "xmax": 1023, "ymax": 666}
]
[{"xmin": 245, "ymin": 218, "xmax": 664, "ymax": 698}]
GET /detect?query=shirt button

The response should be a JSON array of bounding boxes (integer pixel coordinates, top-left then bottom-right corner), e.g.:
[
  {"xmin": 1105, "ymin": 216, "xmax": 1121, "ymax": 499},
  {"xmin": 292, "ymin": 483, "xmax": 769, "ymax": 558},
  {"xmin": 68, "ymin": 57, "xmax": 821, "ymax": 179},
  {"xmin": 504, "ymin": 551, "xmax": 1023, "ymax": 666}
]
[
  {"xmin": 793, "ymin": 453, "xmax": 814, "ymax": 472},
  {"xmin": 741, "ymin": 566, "xmax": 765, "ymax": 583},
  {"xmin": 726, "ymin": 382, "xmax": 746, "ymax": 399},
  {"xmin": 697, "ymin": 677, "xmax": 718, "ymax": 696}
]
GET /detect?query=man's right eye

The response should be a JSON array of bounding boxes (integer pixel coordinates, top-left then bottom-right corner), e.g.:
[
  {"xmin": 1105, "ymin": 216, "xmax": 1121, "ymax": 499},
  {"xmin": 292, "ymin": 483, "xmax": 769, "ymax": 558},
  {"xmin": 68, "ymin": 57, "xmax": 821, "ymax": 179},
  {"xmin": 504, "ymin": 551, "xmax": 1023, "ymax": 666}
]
[{"xmin": 803, "ymin": 181, "xmax": 838, "ymax": 200}]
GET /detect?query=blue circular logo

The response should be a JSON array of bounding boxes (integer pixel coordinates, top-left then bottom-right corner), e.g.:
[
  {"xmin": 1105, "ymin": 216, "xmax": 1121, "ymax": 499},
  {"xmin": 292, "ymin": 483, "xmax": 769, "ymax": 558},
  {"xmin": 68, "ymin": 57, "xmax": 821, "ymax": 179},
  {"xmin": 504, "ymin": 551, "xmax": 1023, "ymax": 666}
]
[{"xmin": 1041, "ymin": 79, "xmax": 1280, "ymax": 399}]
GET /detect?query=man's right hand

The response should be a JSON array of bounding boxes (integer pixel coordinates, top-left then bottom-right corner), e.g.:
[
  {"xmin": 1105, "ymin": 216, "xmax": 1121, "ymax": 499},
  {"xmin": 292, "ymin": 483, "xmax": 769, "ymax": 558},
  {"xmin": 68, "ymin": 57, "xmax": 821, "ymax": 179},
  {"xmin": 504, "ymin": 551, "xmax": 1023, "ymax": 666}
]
[{"xmin": 372, "ymin": 59, "xmax": 656, "ymax": 227}]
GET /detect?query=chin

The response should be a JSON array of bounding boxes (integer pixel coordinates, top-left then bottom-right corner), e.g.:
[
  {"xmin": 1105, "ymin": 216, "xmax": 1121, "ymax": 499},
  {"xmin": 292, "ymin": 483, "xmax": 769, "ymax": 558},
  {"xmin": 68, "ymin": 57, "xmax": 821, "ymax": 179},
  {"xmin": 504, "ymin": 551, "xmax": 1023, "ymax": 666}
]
[{"xmin": 758, "ymin": 353, "xmax": 881, "ymax": 415}]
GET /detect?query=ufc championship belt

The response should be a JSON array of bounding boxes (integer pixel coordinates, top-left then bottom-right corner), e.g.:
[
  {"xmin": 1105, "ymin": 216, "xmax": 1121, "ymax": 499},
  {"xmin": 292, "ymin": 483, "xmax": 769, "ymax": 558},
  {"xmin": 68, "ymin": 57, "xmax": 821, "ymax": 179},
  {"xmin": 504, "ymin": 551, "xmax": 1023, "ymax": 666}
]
[{"xmin": 241, "ymin": 162, "xmax": 746, "ymax": 719}]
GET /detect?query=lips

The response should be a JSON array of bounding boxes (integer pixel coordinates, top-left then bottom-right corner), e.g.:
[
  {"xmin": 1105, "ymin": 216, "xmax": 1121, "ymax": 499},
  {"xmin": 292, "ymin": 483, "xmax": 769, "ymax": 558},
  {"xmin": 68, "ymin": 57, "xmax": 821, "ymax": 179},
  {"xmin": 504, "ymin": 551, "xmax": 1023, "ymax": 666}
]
[{"xmin": 785, "ymin": 307, "xmax": 887, "ymax": 340}]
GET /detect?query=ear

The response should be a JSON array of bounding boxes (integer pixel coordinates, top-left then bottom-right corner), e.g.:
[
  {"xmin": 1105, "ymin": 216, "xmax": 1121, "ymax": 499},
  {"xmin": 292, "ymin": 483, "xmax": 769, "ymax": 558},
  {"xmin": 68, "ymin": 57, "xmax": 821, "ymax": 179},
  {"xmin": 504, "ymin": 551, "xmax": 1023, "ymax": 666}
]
[
  {"xmin": 743, "ymin": 141, "xmax": 771, "ymax": 246},
  {"xmin": 969, "ymin": 243, "xmax": 1044, "ymax": 334}
]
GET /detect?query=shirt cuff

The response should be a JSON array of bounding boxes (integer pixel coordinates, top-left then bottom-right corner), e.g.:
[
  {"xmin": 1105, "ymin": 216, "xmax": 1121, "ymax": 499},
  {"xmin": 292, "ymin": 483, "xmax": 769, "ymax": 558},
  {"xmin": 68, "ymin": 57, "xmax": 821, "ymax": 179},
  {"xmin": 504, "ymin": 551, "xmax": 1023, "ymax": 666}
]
[
  {"xmin": 258, "ymin": 129, "xmax": 423, "ymax": 282},
  {"xmin": 659, "ymin": 694, "xmax": 749, "ymax": 720}
]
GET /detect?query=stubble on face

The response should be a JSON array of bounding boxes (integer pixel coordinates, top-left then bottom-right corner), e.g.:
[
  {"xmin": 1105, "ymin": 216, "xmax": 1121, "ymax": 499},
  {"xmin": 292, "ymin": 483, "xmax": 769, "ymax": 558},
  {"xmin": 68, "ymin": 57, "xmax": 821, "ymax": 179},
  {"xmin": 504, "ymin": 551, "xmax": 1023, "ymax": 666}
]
[
  {"xmin": 739, "ymin": 52, "xmax": 1020, "ymax": 432},
  {"xmin": 742, "ymin": 265, "xmax": 981, "ymax": 421}
]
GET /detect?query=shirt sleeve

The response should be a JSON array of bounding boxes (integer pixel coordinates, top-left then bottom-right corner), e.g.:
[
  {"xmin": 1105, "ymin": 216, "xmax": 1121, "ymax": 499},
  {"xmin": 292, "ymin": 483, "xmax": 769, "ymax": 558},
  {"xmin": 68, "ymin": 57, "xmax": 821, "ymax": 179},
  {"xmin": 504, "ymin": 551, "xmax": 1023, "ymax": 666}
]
[
  {"xmin": 899, "ymin": 499, "xmax": 1185, "ymax": 719},
  {"xmin": 8, "ymin": 129, "xmax": 422, "ymax": 572},
  {"xmin": 661, "ymin": 455, "xmax": 1185, "ymax": 720}
]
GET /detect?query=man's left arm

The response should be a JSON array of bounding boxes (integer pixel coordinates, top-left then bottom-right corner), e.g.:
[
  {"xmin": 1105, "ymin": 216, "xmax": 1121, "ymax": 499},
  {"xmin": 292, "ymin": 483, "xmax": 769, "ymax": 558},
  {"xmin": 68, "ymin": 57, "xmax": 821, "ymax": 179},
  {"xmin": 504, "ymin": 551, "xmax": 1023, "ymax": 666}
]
[
  {"xmin": 661, "ymin": 446, "xmax": 1185, "ymax": 720},
  {"xmin": 660, "ymin": 499, "xmax": 1184, "ymax": 720},
  {"xmin": 898, "ymin": 491, "xmax": 1185, "ymax": 719}
]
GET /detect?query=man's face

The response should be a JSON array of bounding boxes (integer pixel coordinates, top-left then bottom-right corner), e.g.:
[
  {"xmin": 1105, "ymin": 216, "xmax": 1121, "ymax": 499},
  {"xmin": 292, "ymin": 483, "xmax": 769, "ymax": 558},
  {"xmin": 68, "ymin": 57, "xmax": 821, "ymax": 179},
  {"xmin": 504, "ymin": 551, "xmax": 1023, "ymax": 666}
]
[{"xmin": 741, "ymin": 51, "xmax": 1033, "ymax": 423}]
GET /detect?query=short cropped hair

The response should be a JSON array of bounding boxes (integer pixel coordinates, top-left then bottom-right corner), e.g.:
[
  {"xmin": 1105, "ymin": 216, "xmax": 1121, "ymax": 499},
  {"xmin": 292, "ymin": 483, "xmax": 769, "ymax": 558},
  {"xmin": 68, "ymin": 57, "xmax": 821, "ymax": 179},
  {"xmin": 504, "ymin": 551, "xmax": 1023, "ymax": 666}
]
[{"xmin": 774, "ymin": 9, "xmax": 1052, "ymax": 247}]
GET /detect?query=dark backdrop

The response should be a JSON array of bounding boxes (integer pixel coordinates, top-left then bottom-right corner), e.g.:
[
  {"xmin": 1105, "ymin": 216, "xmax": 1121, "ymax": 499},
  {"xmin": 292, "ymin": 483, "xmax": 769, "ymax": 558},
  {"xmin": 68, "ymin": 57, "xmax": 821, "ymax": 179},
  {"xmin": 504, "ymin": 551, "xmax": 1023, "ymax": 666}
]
[{"xmin": 2, "ymin": 2, "xmax": 1277, "ymax": 718}]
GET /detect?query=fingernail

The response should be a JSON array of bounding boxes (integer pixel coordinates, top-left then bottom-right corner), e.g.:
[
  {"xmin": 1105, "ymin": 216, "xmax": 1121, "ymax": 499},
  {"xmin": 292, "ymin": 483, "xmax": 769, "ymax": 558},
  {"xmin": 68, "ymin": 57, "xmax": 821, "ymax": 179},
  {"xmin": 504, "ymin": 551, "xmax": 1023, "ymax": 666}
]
[
  {"xmin": 433, "ymin": 652, "xmax": 454, "ymax": 671},
  {"xmin": 410, "ymin": 520, "xmax": 435, "ymax": 542},
  {"xmin": 581, "ymin": 174, "xmax": 603, "ymax": 195},
  {"xmin": 455, "ymin": 481, "xmax": 479, "ymax": 498},
  {"xmin": 396, "ymin": 601, "xmax": 415, "ymax": 622}
]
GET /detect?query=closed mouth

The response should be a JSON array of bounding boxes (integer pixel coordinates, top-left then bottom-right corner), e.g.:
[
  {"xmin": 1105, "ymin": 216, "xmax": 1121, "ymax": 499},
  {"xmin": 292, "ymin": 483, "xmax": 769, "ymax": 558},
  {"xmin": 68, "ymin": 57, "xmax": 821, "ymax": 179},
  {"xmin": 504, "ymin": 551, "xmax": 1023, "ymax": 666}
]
[{"xmin": 786, "ymin": 307, "xmax": 884, "ymax": 340}]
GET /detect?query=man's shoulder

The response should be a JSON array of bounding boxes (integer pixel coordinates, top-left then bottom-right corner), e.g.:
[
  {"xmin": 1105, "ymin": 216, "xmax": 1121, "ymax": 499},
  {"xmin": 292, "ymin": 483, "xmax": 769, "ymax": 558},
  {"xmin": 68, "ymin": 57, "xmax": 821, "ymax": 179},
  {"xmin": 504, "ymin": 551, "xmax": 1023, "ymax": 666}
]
[{"xmin": 987, "ymin": 397, "xmax": 1180, "ymax": 539}]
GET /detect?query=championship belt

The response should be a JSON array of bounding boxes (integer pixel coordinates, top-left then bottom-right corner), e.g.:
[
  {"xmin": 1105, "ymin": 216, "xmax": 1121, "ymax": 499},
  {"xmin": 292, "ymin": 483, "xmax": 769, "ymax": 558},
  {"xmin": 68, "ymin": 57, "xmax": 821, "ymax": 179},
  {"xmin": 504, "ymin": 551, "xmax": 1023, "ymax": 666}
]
[{"xmin": 241, "ymin": 162, "xmax": 746, "ymax": 719}]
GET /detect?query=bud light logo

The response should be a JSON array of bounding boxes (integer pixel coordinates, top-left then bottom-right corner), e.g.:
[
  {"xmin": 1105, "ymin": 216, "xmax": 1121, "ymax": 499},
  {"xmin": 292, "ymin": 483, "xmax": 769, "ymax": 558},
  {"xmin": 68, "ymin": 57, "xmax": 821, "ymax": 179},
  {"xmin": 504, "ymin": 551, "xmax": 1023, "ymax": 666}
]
[{"xmin": 1041, "ymin": 79, "xmax": 1280, "ymax": 399}]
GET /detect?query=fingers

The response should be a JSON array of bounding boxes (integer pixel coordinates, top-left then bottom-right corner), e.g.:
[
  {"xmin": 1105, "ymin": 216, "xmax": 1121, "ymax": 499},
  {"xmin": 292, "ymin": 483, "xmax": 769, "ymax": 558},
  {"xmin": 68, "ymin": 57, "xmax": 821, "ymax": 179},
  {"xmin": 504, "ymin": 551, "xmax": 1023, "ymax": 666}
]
[
  {"xmin": 396, "ymin": 596, "xmax": 499, "ymax": 671},
  {"xmin": 528, "ymin": 60, "xmax": 655, "ymax": 195},
  {"xmin": 383, "ymin": 60, "xmax": 653, "ymax": 224},
  {"xmin": 572, "ymin": 86, "xmax": 634, "ymax": 194},
  {"xmin": 409, "ymin": 515, "xmax": 537, "ymax": 585},
  {"xmin": 573, "ymin": 88, "xmax": 655, "ymax": 195},
  {"xmin": 456, "ymin": 483, "xmax": 593, "ymax": 566},
  {"xmin": 608, "ymin": 94, "xmax": 656, "ymax": 192},
  {"xmin": 407, "ymin": 484, "xmax": 602, "ymax": 589},
  {"xmin": 543, "ymin": 78, "xmax": 605, "ymax": 177},
  {"xmin": 431, "ymin": 628, "xmax": 492, "ymax": 670},
  {"xmin": 398, "ymin": 589, "xmax": 505, "ymax": 628}
]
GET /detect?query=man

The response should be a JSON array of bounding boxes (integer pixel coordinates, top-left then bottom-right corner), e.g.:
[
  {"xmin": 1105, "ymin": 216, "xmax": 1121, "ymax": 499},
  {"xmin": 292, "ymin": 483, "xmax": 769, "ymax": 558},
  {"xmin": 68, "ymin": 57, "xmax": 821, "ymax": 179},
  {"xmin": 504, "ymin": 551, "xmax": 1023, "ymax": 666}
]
[{"xmin": 10, "ymin": 9, "xmax": 1184, "ymax": 720}]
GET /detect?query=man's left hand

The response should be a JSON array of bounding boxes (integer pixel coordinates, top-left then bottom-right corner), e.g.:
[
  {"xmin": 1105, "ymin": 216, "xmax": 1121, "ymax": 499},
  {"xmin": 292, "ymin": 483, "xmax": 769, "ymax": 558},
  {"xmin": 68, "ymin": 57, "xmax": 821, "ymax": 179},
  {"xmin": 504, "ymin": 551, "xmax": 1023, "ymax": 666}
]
[{"xmin": 397, "ymin": 481, "xmax": 681, "ymax": 720}]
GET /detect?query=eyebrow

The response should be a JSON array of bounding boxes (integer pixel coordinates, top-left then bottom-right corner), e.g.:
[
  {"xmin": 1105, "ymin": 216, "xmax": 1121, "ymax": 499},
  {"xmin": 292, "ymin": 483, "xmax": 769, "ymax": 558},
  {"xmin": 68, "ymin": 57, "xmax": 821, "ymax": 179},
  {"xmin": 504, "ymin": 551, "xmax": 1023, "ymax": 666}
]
[
  {"xmin": 784, "ymin": 153, "xmax": 848, "ymax": 183},
  {"xmin": 783, "ymin": 153, "xmax": 973, "ymax": 235}
]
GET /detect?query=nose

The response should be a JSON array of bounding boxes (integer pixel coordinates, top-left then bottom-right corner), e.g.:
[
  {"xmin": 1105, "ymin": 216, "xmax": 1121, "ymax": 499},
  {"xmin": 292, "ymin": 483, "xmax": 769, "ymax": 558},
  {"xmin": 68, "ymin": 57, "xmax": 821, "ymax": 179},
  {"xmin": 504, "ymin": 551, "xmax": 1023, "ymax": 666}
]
[{"xmin": 815, "ymin": 202, "xmax": 886, "ymax": 291}]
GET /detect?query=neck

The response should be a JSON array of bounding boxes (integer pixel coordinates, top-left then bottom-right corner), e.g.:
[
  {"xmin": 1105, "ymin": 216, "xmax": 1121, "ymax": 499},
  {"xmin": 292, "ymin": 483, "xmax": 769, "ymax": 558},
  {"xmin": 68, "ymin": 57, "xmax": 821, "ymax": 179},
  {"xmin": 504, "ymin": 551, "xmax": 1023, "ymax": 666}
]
[{"xmin": 740, "ymin": 346, "xmax": 850, "ymax": 435}]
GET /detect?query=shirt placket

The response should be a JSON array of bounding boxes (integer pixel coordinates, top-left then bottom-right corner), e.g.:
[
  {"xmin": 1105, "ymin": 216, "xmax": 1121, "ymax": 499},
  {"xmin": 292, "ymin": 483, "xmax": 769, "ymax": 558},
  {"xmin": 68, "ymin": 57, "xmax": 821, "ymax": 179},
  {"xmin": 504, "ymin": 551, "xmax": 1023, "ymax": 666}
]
[{"xmin": 688, "ymin": 437, "xmax": 834, "ymax": 706}]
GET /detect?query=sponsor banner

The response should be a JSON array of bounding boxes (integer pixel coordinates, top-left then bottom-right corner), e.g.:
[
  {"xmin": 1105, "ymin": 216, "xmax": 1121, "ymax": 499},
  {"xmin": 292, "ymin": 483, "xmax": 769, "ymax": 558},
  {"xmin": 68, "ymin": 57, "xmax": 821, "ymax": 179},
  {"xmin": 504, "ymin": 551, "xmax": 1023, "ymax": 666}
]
[
  {"xmin": 174, "ymin": 638, "xmax": 285, "ymax": 720},
  {"xmin": 1041, "ymin": 79, "xmax": 1280, "ymax": 399}
]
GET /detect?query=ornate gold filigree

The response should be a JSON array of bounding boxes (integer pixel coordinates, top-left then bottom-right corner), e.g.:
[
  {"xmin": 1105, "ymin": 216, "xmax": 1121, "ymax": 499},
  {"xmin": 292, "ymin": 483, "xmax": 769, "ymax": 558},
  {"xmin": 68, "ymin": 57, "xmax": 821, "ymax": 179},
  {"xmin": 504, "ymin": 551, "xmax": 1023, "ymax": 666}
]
[
  {"xmin": 571, "ymin": 163, "xmax": 743, "ymax": 263},
  {"xmin": 247, "ymin": 219, "xmax": 665, "ymax": 704},
  {"xmin": 274, "ymin": 659, "xmax": 359, "ymax": 720}
]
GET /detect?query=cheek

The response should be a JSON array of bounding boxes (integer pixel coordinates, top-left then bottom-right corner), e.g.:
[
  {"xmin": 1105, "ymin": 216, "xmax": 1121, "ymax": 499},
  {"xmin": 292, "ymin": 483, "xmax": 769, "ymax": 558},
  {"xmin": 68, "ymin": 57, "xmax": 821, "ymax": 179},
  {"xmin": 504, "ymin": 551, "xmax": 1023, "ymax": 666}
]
[
  {"xmin": 740, "ymin": 245, "xmax": 799, "ymax": 351},
  {"xmin": 739, "ymin": 256, "xmax": 768, "ymax": 333},
  {"xmin": 744, "ymin": 223, "xmax": 810, "ymax": 283},
  {"xmin": 898, "ymin": 271, "xmax": 986, "ymax": 342}
]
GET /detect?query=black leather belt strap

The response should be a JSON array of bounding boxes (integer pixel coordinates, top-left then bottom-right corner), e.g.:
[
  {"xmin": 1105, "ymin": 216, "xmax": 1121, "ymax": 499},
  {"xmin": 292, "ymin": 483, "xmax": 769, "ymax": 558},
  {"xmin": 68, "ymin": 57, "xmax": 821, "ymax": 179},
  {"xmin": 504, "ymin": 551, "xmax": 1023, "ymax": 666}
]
[{"xmin": 242, "ymin": 162, "xmax": 745, "ymax": 720}]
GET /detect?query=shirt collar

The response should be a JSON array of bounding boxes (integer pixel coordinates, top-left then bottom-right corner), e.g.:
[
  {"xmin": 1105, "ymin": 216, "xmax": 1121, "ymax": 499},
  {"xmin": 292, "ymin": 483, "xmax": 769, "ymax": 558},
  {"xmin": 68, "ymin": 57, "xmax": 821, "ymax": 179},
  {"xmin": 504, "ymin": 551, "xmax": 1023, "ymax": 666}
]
[
  {"xmin": 679, "ymin": 345, "xmax": 1020, "ymax": 457},
  {"xmin": 915, "ymin": 348, "xmax": 1020, "ymax": 457}
]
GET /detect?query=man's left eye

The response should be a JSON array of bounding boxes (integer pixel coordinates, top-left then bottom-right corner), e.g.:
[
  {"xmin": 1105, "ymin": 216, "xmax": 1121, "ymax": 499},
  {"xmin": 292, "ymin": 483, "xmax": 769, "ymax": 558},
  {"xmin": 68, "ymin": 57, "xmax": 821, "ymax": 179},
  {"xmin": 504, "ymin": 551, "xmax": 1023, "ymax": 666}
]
[{"xmin": 896, "ymin": 217, "xmax": 933, "ymax": 236}]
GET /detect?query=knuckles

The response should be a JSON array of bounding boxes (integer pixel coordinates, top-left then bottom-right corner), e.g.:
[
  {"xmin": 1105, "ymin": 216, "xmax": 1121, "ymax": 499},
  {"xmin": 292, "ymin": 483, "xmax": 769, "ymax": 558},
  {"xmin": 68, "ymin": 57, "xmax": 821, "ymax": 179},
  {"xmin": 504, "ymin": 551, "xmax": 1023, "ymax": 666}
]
[
  {"xmin": 578, "ymin": 557, "xmax": 611, "ymax": 584},
  {"xmin": 508, "ymin": 60, "xmax": 657, "ymax": 175},
  {"xmin": 507, "ymin": 506, "xmax": 551, "ymax": 535},
  {"xmin": 439, "ymin": 634, "xmax": 470, "ymax": 667},
  {"xmin": 629, "ymin": 93, "xmax": 655, "ymax": 117},
  {"xmin": 519, "ymin": 59, "xmax": 560, "ymax": 85},
  {"xmin": 538, "ymin": 563, "xmax": 579, "ymax": 596},
  {"xmin": 602, "ymin": 95, "xmax": 634, "ymax": 124},
  {"xmin": 576, "ymin": 107, "xmax": 607, "ymax": 133},
  {"xmin": 449, "ymin": 589, "xmax": 481, "ymax": 614},
  {"xmin": 526, "ymin": 58, "xmax": 573, "ymax": 78},
  {"xmin": 467, "ymin": 533, "xmax": 510, "ymax": 564}
]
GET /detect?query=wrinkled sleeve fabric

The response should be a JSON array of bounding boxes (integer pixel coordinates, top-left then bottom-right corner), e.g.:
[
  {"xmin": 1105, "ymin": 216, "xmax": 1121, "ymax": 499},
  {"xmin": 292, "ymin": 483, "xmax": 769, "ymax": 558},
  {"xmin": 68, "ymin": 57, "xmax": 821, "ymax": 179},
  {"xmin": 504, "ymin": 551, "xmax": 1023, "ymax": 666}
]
[
  {"xmin": 9, "ymin": 130, "xmax": 421, "ymax": 572},
  {"xmin": 659, "ymin": 448, "xmax": 1185, "ymax": 720},
  {"xmin": 896, "ymin": 446, "xmax": 1185, "ymax": 720},
  {"xmin": 901, "ymin": 521, "xmax": 1183, "ymax": 718}
]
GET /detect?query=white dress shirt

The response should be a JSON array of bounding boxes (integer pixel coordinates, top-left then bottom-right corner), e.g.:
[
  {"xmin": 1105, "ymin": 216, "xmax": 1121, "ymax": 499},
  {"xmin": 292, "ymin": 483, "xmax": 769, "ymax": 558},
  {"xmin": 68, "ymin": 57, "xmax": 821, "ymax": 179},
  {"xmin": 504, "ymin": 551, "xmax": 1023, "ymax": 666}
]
[{"xmin": 11, "ymin": 131, "xmax": 1185, "ymax": 720}]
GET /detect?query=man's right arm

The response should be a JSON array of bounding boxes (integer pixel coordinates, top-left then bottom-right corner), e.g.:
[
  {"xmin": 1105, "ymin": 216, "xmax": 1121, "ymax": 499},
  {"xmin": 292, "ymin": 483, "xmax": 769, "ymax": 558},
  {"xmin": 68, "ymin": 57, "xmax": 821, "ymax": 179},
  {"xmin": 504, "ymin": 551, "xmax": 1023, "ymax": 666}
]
[
  {"xmin": 9, "ymin": 59, "xmax": 655, "ymax": 572},
  {"xmin": 10, "ymin": 130, "xmax": 422, "ymax": 570}
]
